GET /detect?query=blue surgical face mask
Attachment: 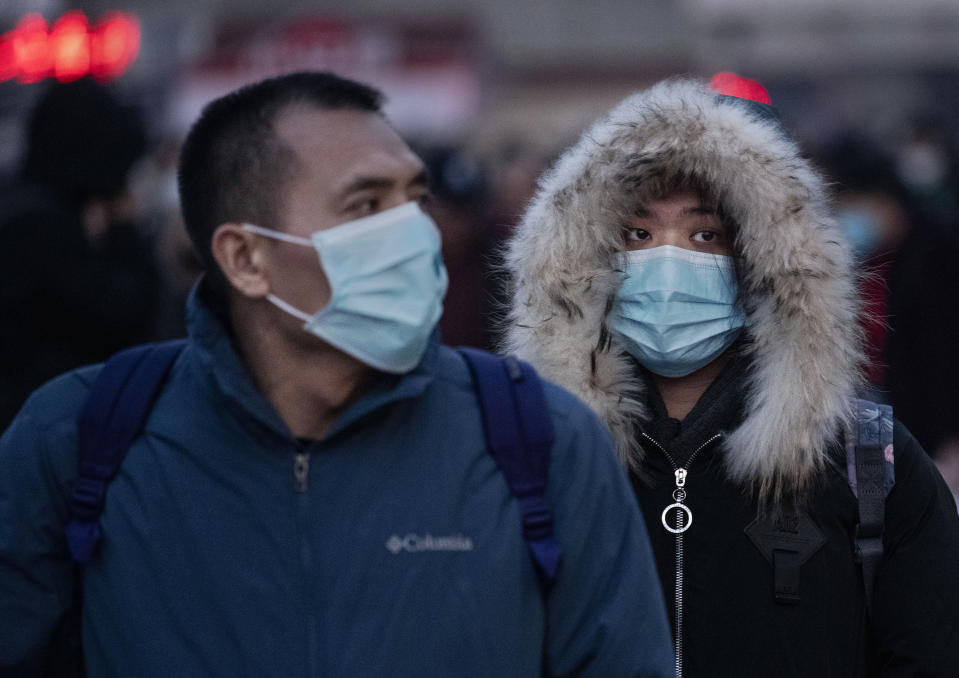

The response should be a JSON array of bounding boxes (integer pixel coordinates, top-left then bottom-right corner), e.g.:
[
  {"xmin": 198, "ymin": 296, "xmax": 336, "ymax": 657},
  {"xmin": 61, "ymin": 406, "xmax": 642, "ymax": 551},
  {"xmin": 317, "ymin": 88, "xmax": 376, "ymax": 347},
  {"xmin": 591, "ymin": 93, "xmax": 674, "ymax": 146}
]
[
  {"xmin": 244, "ymin": 201, "xmax": 449, "ymax": 374},
  {"xmin": 611, "ymin": 245, "xmax": 746, "ymax": 378},
  {"xmin": 835, "ymin": 207, "xmax": 881, "ymax": 260}
]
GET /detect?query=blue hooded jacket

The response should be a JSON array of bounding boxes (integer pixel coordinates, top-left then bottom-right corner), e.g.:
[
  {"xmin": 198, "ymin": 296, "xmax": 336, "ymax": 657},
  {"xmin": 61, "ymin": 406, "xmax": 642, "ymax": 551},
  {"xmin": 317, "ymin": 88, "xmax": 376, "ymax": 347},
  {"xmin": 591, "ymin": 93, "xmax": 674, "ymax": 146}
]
[{"xmin": 0, "ymin": 288, "xmax": 672, "ymax": 677}]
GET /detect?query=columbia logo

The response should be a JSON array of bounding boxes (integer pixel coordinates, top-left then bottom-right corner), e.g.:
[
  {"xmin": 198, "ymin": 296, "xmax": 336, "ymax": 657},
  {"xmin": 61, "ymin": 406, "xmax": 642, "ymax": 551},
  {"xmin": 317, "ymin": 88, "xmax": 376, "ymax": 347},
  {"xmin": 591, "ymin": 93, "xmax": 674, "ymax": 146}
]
[{"xmin": 385, "ymin": 533, "xmax": 474, "ymax": 554}]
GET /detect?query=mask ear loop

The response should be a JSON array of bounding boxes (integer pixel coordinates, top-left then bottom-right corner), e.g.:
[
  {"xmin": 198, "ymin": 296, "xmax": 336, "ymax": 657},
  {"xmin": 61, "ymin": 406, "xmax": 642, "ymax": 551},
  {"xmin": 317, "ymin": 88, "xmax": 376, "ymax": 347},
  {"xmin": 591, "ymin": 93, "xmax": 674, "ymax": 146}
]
[
  {"xmin": 241, "ymin": 224, "xmax": 319, "ymax": 323},
  {"xmin": 265, "ymin": 294, "xmax": 312, "ymax": 323},
  {"xmin": 241, "ymin": 223, "xmax": 313, "ymax": 247}
]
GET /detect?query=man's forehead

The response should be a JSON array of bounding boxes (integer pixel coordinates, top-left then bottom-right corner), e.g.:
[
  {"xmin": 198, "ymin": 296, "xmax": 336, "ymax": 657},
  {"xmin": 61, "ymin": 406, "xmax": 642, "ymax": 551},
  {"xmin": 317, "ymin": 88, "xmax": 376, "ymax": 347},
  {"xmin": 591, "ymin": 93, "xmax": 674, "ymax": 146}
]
[{"xmin": 275, "ymin": 106, "xmax": 421, "ymax": 188}]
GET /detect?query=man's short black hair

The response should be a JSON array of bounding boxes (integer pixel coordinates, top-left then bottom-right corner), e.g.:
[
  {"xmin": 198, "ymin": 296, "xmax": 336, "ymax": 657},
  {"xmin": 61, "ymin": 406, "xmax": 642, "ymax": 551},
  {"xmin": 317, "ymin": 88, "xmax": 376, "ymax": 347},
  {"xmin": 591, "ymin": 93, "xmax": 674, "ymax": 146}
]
[{"xmin": 177, "ymin": 70, "xmax": 384, "ymax": 299}]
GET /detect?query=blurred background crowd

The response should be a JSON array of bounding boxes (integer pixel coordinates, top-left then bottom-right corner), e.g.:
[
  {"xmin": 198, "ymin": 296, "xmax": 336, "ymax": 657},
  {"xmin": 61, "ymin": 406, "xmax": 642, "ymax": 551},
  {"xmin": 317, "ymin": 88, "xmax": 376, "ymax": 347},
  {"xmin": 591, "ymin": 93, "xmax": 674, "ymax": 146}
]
[{"xmin": 1, "ymin": 0, "xmax": 958, "ymax": 501}]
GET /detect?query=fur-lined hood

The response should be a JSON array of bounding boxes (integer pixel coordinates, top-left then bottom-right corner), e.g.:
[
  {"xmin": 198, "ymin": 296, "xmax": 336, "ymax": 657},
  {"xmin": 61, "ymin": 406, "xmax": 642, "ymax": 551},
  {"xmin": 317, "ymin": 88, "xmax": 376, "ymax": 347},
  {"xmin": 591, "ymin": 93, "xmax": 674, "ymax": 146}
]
[{"xmin": 502, "ymin": 78, "xmax": 864, "ymax": 500}]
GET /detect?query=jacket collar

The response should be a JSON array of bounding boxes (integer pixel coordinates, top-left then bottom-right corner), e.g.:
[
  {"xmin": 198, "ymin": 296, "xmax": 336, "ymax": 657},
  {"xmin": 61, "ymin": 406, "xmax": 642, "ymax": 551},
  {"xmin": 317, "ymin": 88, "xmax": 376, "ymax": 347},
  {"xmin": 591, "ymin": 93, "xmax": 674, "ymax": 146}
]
[
  {"xmin": 184, "ymin": 280, "xmax": 438, "ymax": 442},
  {"xmin": 640, "ymin": 350, "xmax": 749, "ymax": 468}
]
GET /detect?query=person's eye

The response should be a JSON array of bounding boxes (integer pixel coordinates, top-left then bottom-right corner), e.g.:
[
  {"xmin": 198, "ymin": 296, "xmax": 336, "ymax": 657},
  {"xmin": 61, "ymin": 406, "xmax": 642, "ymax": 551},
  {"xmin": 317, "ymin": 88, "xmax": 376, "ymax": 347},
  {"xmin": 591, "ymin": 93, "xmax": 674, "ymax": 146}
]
[
  {"xmin": 692, "ymin": 230, "xmax": 721, "ymax": 243},
  {"xmin": 417, "ymin": 192, "xmax": 433, "ymax": 207},
  {"xmin": 349, "ymin": 197, "xmax": 380, "ymax": 216},
  {"xmin": 625, "ymin": 228, "xmax": 650, "ymax": 241}
]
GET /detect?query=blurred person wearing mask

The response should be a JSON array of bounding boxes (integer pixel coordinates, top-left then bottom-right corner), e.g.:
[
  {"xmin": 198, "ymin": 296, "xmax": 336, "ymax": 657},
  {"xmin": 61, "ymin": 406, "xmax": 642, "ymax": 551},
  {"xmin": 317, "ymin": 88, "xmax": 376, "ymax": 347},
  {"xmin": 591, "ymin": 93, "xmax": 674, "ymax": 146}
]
[
  {"xmin": 503, "ymin": 76, "xmax": 959, "ymax": 677},
  {"xmin": 888, "ymin": 121, "xmax": 959, "ymax": 504},
  {"xmin": 0, "ymin": 78, "xmax": 160, "ymax": 431},
  {"xmin": 895, "ymin": 116, "xmax": 959, "ymax": 225},
  {"xmin": 417, "ymin": 145, "xmax": 494, "ymax": 349},
  {"xmin": 0, "ymin": 71, "xmax": 673, "ymax": 677},
  {"xmin": 821, "ymin": 135, "xmax": 959, "ymax": 503},
  {"xmin": 818, "ymin": 135, "xmax": 913, "ymax": 395}
]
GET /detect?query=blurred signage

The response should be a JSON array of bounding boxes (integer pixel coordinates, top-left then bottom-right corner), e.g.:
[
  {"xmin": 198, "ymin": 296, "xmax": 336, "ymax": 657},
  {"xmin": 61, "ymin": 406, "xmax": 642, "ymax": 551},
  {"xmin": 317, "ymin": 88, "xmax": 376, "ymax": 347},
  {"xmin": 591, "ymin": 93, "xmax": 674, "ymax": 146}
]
[
  {"xmin": 176, "ymin": 16, "xmax": 482, "ymax": 140},
  {"xmin": 0, "ymin": 10, "xmax": 140, "ymax": 84}
]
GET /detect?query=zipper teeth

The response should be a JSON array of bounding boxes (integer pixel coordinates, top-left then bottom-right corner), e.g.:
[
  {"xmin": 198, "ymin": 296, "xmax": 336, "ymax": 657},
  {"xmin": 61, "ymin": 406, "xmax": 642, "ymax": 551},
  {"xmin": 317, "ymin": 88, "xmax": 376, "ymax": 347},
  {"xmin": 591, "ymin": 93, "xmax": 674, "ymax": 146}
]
[
  {"xmin": 640, "ymin": 431, "xmax": 679, "ymax": 468},
  {"xmin": 675, "ymin": 527, "xmax": 684, "ymax": 678},
  {"xmin": 640, "ymin": 431, "xmax": 722, "ymax": 678},
  {"xmin": 688, "ymin": 433, "xmax": 723, "ymax": 466},
  {"xmin": 641, "ymin": 431, "xmax": 723, "ymax": 472}
]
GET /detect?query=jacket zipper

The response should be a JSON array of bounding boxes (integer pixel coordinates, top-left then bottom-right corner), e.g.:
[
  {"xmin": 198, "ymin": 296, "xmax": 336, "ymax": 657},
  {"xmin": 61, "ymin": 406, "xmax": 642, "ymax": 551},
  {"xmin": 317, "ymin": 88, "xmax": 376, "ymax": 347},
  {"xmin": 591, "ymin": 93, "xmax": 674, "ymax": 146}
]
[
  {"xmin": 641, "ymin": 431, "xmax": 723, "ymax": 678},
  {"xmin": 292, "ymin": 449, "xmax": 316, "ymax": 674},
  {"xmin": 294, "ymin": 451, "xmax": 310, "ymax": 493}
]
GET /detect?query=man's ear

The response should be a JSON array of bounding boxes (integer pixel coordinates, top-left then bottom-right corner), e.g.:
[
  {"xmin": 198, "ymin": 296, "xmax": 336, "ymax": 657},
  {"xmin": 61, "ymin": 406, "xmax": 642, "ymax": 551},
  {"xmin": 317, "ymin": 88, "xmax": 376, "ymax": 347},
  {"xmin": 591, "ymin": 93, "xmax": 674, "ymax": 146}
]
[{"xmin": 211, "ymin": 223, "xmax": 271, "ymax": 299}]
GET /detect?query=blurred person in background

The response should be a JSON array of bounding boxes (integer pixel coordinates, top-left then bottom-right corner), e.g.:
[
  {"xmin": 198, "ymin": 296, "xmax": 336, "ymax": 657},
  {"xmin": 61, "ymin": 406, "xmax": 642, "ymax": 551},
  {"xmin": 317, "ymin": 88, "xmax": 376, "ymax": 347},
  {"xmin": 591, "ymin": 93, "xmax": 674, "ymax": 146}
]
[
  {"xmin": 817, "ymin": 134, "xmax": 914, "ymax": 397},
  {"xmin": 485, "ymin": 139, "xmax": 561, "ymax": 340},
  {"xmin": 488, "ymin": 138, "xmax": 555, "ymax": 240},
  {"xmin": 0, "ymin": 78, "xmax": 161, "ymax": 432},
  {"xmin": 819, "ymin": 133, "xmax": 959, "ymax": 503},
  {"xmin": 0, "ymin": 71, "xmax": 673, "ymax": 677},
  {"xmin": 131, "ymin": 136, "xmax": 204, "ymax": 340},
  {"xmin": 503, "ymin": 76, "xmax": 959, "ymax": 677},
  {"xmin": 895, "ymin": 114, "xmax": 959, "ymax": 226},
  {"xmin": 417, "ymin": 144, "xmax": 495, "ymax": 349},
  {"xmin": 888, "ymin": 119, "xmax": 959, "ymax": 503}
]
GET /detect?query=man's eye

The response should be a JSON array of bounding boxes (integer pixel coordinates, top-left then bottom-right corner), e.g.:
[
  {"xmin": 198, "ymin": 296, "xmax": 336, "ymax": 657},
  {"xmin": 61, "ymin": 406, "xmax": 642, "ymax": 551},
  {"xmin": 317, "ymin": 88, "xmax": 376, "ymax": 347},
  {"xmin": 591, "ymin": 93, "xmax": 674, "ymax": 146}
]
[
  {"xmin": 351, "ymin": 198, "xmax": 379, "ymax": 215},
  {"xmin": 625, "ymin": 228, "xmax": 650, "ymax": 241}
]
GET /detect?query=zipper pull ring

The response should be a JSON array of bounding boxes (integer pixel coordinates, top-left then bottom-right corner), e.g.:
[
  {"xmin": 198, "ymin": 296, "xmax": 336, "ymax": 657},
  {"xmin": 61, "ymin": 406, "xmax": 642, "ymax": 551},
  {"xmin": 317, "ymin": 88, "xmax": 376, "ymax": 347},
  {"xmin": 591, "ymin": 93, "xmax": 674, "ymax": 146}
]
[{"xmin": 662, "ymin": 467, "xmax": 693, "ymax": 534}]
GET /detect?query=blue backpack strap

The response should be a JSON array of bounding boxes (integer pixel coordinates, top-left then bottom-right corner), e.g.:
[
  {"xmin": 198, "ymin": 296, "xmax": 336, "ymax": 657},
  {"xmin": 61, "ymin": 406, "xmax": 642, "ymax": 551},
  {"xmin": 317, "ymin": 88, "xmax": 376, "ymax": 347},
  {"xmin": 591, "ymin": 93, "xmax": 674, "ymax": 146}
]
[
  {"xmin": 845, "ymin": 398, "xmax": 895, "ymax": 612},
  {"xmin": 66, "ymin": 339, "xmax": 187, "ymax": 564},
  {"xmin": 457, "ymin": 347, "xmax": 562, "ymax": 593}
]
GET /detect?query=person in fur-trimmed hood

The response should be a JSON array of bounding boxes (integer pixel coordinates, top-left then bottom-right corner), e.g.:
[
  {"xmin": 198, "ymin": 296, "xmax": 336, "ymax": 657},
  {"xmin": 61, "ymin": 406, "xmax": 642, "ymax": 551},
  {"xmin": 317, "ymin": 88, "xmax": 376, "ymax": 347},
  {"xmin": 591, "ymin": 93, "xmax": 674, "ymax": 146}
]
[{"xmin": 503, "ymin": 75, "xmax": 959, "ymax": 677}]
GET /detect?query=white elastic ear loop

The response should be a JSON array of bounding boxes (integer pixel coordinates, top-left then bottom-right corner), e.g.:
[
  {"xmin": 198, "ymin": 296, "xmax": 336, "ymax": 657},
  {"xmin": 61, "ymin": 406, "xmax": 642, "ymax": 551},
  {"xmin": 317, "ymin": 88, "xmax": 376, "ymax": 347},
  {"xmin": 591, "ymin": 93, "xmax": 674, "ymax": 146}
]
[
  {"xmin": 265, "ymin": 294, "xmax": 313, "ymax": 323},
  {"xmin": 242, "ymin": 224, "xmax": 316, "ymax": 323},
  {"xmin": 242, "ymin": 223, "xmax": 312, "ymax": 246}
]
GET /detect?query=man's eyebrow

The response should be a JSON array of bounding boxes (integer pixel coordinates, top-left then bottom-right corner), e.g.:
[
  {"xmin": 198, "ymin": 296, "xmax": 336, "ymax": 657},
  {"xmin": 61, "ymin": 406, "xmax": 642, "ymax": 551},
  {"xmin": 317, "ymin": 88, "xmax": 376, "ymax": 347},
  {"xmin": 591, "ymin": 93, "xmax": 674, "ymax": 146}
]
[
  {"xmin": 337, "ymin": 175, "xmax": 396, "ymax": 198},
  {"xmin": 336, "ymin": 168, "xmax": 430, "ymax": 198},
  {"xmin": 410, "ymin": 168, "xmax": 429, "ymax": 187},
  {"xmin": 683, "ymin": 205, "xmax": 717, "ymax": 215}
]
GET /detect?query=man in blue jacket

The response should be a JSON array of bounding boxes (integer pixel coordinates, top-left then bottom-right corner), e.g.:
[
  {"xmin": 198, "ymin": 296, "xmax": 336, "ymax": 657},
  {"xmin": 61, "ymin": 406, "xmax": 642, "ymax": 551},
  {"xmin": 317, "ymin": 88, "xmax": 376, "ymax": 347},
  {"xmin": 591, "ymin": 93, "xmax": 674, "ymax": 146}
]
[{"xmin": 0, "ymin": 71, "xmax": 672, "ymax": 677}]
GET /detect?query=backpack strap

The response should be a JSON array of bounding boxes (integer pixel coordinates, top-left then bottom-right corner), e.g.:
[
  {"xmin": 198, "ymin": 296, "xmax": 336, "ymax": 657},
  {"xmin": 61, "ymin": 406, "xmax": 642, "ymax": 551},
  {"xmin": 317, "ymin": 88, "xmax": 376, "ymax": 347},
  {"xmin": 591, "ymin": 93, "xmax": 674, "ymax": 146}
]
[
  {"xmin": 457, "ymin": 347, "xmax": 562, "ymax": 593},
  {"xmin": 845, "ymin": 398, "xmax": 895, "ymax": 612},
  {"xmin": 66, "ymin": 339, "xmax": 187, "ymax": 563}
]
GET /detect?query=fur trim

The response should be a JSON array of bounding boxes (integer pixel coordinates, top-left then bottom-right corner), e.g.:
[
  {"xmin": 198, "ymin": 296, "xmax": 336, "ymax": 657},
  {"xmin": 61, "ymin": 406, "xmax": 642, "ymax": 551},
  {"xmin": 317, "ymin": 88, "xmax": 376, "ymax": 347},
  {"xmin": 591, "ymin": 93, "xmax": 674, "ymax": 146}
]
[{"xmin": 502, "ymin": 79, "xmax": 864, "ymax": 500}]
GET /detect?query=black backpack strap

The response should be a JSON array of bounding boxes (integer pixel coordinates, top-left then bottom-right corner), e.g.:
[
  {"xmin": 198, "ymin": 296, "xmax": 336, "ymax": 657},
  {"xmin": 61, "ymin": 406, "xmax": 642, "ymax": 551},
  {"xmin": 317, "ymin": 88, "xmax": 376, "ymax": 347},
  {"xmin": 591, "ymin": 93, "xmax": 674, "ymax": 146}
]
[
  {"xmin": 66, "ymin": 339, "xmax": 186, "ymax": 563},
  {"xmin": 845, "ymin": 398, "xmax": 895, "ymax": 612},
  {"xmin": 457, "ymin": 347, "xmax": 562, "ymax": 593}
]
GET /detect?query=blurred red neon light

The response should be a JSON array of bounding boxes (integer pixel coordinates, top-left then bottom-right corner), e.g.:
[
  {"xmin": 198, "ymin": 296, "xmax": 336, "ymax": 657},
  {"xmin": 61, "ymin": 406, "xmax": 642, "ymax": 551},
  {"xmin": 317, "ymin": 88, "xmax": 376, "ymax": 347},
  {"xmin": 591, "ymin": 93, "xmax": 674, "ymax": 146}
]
[
  {"xmin": 51, "ymin": 12, "xmax": 91, "ymax": 82},
  {"xmin": 0, "ymin": 11, "xmax": 139, "ymax": 84}
]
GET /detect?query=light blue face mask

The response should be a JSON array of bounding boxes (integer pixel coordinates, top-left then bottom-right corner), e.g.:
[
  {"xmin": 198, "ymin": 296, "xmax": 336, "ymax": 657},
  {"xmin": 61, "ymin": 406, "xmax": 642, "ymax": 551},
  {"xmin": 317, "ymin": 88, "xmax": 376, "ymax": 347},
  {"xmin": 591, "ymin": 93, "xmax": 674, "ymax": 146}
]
[
  {"xmin": 244, "ymin": 201, "xmax": 448, "ymax": 374},
  {"xmin": 611, "ymin": 245, "xmax": 746, "ymax": 378},
  {"xmin": 836, "ymin": 206, "xmax": 881, "ymax": 260}
]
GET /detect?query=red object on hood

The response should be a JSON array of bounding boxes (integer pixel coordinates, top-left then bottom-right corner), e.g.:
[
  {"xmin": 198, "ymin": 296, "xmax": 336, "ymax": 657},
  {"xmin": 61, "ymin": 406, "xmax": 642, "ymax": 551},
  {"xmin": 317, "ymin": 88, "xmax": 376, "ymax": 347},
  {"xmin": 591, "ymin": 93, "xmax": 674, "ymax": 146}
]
[{"xmin": 710, "ymin": 72, "xmax": 772, "ymax": 105}]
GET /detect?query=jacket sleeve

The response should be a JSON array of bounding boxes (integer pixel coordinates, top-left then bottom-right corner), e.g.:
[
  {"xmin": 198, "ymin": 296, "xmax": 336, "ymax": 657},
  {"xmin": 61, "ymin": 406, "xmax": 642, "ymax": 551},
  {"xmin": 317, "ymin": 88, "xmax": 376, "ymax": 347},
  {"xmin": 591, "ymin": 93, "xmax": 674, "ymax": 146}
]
[
  {"xmin": 872, "ymin": 420, "xmax": 959, "ymax": 676},
  {"xmin": 542, "ymin": 390, "xmax": 673, "ymax": 678},
  {"xmin": 0, "ymin": 400, "xmax": 79, "ymax": 677}
]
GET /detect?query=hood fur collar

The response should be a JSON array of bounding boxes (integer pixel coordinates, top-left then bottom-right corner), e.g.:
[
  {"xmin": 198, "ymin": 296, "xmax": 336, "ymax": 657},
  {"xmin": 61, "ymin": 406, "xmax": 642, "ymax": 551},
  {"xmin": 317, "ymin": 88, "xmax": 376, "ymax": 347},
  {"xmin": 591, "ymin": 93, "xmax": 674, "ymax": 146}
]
[{"xmin": 503, "ymin": 79, "xmax": 864, "ymax": 500}]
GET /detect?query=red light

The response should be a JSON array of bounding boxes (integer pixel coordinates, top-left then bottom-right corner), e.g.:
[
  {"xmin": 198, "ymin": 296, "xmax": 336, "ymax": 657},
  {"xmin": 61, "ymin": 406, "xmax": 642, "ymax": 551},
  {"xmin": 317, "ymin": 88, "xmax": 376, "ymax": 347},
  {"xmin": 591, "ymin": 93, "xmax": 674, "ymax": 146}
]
[
  {"xmin": 12, "ymin": 14, "xmax": 53, "ymax": 84},
  {"xmin": 0, "ymin": 32, "xmax": 17, "ymax": 81},
  {"xmin": 0, "ymin": 10, "xmax": 139, "ymax": 84},
  {"xmin": 51, "ymin": 11, "xmax": 91, "ymax": 82},
  {"xmin": 710, "ymin": 72, "xmax": 772, "ymax": 106},
  {"xmin": 91, "ymin": 13, "xmax": 139, "ymax": 83}
]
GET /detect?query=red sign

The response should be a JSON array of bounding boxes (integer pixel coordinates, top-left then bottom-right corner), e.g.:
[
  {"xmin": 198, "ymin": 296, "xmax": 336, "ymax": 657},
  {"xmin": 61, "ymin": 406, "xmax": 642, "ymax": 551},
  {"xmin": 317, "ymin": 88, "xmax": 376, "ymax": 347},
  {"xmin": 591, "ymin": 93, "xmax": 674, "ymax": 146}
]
[{"xmin": 0, "ymin": 11, "xmax": 140, "ymax": 84}]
